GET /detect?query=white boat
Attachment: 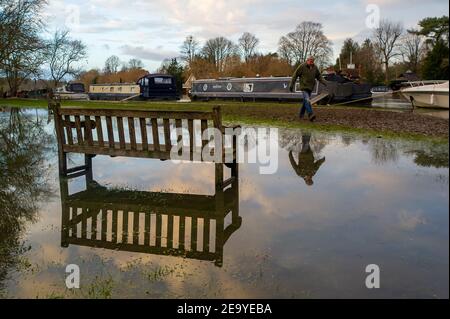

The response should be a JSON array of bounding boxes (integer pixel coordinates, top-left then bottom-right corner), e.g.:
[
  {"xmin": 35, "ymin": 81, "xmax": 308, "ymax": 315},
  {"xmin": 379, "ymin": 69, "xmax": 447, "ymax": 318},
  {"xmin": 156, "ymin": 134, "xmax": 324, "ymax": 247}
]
[{"xmin": 401, "ymin": 81, "xmax": 449, "ymax": 109}]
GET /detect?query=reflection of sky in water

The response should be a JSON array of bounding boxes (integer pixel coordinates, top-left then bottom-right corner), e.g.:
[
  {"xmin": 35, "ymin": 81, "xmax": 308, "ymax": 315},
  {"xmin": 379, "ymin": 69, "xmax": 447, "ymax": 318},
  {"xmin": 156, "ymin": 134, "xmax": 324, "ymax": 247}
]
[{"xmin": 1, "ymin": 109, "xmax": 449, "ymax": 299}]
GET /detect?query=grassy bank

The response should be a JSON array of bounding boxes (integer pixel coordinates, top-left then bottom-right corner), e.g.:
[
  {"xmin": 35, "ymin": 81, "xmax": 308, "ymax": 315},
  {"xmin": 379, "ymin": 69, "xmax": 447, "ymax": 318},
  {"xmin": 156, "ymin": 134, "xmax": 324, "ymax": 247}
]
[{"xmin": 1, "ymin": 98, "xmax": 448, "ymax": 144}]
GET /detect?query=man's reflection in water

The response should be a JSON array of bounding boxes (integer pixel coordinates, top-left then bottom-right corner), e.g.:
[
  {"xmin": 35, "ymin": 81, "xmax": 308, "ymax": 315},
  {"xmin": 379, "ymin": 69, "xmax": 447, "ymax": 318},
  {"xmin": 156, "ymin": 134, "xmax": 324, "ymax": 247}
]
[{"xmin": 289, "ymin": 134, "xmax": 326, "ymax": 186}]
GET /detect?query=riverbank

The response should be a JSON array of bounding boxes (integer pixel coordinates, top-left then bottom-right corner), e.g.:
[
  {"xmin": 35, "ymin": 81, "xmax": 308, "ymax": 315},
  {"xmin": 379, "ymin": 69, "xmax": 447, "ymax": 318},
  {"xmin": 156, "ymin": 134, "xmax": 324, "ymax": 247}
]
[{"xmin": 1, "ymin": 98, "xmax": 448, "ymax": 142}]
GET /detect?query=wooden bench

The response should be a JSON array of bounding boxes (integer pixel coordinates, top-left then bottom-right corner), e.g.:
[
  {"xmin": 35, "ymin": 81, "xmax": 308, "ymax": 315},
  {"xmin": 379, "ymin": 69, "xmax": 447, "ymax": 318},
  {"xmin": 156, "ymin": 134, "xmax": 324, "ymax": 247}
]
[{"xmin": 50, "ymin": 101, "xmax": 239, "ymax": 188}]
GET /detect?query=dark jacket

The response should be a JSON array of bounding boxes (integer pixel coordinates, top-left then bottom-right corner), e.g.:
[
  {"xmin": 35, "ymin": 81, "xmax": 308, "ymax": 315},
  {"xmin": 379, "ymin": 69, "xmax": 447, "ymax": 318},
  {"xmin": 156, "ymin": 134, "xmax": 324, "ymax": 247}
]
[
  {"xmin": 289, "ymin": 63, "xmax": 327, "ymax": 92},
  {"xmin": 289, "ymin": 150, "xmax": 326, "ymax": 185}
]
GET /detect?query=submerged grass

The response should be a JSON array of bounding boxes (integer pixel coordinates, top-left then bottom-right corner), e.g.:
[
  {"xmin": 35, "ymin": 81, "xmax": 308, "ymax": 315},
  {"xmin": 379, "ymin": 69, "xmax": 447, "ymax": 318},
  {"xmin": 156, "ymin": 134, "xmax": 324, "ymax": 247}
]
[{"xmin": 1, "ymin": 98, "xmax": 448, "ymax": 144}]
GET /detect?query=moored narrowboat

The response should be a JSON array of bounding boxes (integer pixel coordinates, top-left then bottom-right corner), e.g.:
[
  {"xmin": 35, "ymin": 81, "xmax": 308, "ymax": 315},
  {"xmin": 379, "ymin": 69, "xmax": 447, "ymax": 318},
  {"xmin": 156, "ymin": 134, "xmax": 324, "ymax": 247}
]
[{"xmin": 190, "ymin": 75, "xmax": 372, "ymax": 104}]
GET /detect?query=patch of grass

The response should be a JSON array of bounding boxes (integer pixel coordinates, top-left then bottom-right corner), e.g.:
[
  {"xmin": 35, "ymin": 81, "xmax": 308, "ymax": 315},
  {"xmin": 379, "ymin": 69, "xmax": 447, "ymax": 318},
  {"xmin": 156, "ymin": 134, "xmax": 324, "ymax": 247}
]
[
  {"xmin": 83, "ymin": 275, "xmax": 115, "ymax": 299},
  {"xmin": 1, "ymin": 98, "xmax": 447, "ymax": 144},
  {"xmin": 227, "ymin": 116, "xmax": 449, "ymax": 144}
]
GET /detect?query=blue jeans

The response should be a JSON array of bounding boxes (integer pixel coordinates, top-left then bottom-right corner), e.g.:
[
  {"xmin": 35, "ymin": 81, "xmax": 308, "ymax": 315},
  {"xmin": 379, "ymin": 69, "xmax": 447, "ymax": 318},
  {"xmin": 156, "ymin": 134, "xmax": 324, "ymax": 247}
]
[{"xmin": 300, "ymin": 90, "xmax": 313, "ymax": 117}]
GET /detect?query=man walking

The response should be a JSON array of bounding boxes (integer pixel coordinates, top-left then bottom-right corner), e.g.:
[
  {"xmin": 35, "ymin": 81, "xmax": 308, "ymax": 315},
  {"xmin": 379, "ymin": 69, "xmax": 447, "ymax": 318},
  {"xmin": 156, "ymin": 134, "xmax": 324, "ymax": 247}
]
[{"xmin": 289, "ymin": 56, "xmax": 327, "ymax": 122}]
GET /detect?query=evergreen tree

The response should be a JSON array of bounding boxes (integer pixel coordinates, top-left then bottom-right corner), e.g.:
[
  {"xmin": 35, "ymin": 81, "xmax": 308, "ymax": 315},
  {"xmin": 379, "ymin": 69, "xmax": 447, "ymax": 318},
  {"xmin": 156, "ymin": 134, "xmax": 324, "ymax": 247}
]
[{"xmin": 422, "ymin": 39, "xmax": 449, "ymax": 80}]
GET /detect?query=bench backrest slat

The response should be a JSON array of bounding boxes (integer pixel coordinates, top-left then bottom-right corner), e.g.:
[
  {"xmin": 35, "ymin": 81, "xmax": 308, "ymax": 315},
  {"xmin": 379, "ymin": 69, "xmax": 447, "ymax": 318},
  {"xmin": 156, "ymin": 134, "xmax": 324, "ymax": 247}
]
[
  {"xmin": 117, "ymin": 116, "xmax": 126, "ymax": 149},
  {"xmin": 128, "ymin": 117, "xmax": 137, "ymax": 150},
  {"xmin": 74, "ymin": 115, "xmax": 83, "ymax": 145},
  {"xmin": 95, "ymin": 116, "xmax": 104, "ymax": 147},
  {"xmin": 163, "ymin": 119, "xmax": 171, "ymax": 149},
  {"xmin": 139, "ymin": 118, "xmax": 149, "ymax": 151}
]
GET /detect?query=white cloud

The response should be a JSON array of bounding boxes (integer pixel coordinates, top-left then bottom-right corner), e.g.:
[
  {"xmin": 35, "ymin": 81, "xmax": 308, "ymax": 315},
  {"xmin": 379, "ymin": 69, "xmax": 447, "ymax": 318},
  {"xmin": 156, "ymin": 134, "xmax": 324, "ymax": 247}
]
[
  {"xmin": 120, "ymin": 45, "xmax": 180, "ymax": 62},
  {"xmin": 45, "ymin": 0, "xmax": 449, "ymax": 70}
]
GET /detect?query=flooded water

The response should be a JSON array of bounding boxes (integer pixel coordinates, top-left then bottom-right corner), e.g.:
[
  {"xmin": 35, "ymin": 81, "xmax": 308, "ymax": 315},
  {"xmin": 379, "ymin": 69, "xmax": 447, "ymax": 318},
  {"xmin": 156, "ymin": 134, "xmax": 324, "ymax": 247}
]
[
  {"xmin": 372, "ymin": 93, "xmax": 449, "ymax": 119},
  {"xmin": 0, "ymin": 108, "xmax": 448, "ymax": 299}
]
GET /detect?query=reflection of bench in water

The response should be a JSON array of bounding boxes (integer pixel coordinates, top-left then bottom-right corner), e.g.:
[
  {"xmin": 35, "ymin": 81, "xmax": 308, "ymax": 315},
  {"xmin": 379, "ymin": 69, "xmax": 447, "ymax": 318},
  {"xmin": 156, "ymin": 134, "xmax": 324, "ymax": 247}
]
[
  {"xmin": 60, "ymin": 164, "xmax": 240, "ymax": 267},
  {"xmin": 60, "ymin": 170, "xmax": 240, "ymax": 267}
]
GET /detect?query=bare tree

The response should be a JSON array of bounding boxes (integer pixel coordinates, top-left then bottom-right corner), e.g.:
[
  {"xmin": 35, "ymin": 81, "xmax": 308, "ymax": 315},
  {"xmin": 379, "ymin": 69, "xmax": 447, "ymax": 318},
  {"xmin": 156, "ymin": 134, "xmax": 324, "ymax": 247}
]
[
  {"xmin": 400, "ymin": 31, "xmax": 425, "ymax": 73},
  {"xmin": 0, "ymin": 0, "xmax": 47, "ymax": 95},
  {"xmin": 202, "ymin": 37, "xmax": 237, "ymax": 72},
  {"xmin": 278, "ymin": 21, "xmax": 333, "ymax": 68},
  {"xmin": 127, "ymin": 58, "xmax": 144, "ymax": 70},
  {"xmin": 104, "ymin": 55, "xmax": 121, "ymax": 74},
  {"xmin": 180, "ymin": 35, "xmax": 200, "ymax": 67},
  {"xmin": 238, "ymin": 32, "xmax": 259, "ymax": 63},
  {"xmin": 46, "ymin": 30, "xmax": 87, "ymax": 88},
  {"xmin": 373, "ymin": 19, "xmax": 404, "ymax": 83}
]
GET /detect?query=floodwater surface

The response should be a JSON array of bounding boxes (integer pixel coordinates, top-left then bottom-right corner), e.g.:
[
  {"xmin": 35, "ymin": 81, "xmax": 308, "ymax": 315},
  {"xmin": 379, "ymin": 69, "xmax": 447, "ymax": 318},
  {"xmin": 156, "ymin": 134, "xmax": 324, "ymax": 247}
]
[
  {"xmin": 0, "ymin": 108, "xmax": 448, "ymax": 299},
  {"xmin": 371, "ymin": 93, "xmax": 449, "ymax": 119}
]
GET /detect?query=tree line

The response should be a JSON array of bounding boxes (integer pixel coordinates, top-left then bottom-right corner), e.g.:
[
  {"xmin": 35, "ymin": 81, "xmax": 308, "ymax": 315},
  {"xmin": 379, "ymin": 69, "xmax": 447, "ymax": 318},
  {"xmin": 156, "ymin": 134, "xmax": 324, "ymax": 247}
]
[
  {"xmin": 336, "ymin": 17, "xmax": 449, "ymax": 84},
  {"xmin": 177, "ymin": 17, "xmax": 448, "ymax": 87},
  {"xmin": 1, "ymin": 0, "xmax": 448, "ymax": 97}
]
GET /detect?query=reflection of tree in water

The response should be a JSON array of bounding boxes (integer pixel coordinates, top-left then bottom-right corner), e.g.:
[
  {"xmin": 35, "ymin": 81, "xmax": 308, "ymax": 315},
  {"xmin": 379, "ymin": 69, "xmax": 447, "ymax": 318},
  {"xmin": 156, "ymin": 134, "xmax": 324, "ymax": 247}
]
[
  {"xmin": 0, "ymin": 108, "xmax": 52, "ymax": 292},
  {"xmin": 410, "ymin": 150, "xmax": 449, "ymax": 169},
  {"xmin": 340, "ymin": 135, "xmax": 355, "ymax": 147},
  {"xmin": 369, "ymin": 139, "xmax": 399, "ymax": 165}
]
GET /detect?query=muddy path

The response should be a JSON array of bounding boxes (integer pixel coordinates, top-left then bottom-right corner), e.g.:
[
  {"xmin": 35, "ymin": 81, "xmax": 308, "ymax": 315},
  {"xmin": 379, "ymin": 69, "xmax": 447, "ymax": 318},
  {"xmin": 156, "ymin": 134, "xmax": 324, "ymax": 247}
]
[{"xmin": 221, "ymin": 104, "xmax": 449, "ymax": 138}]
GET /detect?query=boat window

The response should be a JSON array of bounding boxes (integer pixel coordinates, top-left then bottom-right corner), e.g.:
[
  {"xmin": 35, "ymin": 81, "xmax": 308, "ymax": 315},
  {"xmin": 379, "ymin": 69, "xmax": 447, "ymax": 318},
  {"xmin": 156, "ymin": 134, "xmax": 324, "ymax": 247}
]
[
  {"xmin": 243, "ymin": 83, "xmax": 254, "ymax": 93},
  {"xmin": 118, "ymin": 87, "xmax": 122, "ymax": 92},
  {"xmin": 154, "ymin": 77, "xmax": 172, "ymax": 85}
]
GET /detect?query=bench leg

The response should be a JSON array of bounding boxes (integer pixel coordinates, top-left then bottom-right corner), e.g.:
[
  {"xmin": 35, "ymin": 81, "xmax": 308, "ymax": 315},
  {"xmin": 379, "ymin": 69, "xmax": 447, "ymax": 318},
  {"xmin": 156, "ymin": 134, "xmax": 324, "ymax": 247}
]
[
  {"xmin": 58, "ymin": 151, "xmax": 68, "ymax": 176},
  {"xmin": 215, "ymin": 163, "xmax": 224, "ymax": 191},
  {"xmin": 231, "ymin": 161, "xmax": 238, "ymax": 179},
  {"xmin": 59, "ymin": 176, "xmax": 70, "ymax": 248},
  {"xmin": 85, "ymin": 154, "xmax": 94, "ymax": 185}
]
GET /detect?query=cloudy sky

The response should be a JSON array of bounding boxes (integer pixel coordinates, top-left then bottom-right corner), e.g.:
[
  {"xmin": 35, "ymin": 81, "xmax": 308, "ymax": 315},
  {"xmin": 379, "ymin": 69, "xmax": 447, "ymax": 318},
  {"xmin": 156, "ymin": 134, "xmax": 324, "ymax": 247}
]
[{"xmin": 44, "ymin": 0, "xmax": 449, "ymax": 71}]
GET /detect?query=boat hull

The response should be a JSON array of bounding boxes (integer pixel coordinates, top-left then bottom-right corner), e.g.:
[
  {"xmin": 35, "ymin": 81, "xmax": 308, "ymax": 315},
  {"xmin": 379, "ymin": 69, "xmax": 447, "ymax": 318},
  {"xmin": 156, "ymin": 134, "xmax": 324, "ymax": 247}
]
[
  {"xmin": 401, "ymin": 91, "xmax": 449, "ymax": 109},
  {"xmin": 190, "ymin": 77, "xmax": 372, "ymax": 103},
  {"xmin": 55, "ymin": 93, "xmax": 89, "ymax": 101},
  {"xmin": 401, "ymin": 81, "xmax": 449, "ymax": 109}
]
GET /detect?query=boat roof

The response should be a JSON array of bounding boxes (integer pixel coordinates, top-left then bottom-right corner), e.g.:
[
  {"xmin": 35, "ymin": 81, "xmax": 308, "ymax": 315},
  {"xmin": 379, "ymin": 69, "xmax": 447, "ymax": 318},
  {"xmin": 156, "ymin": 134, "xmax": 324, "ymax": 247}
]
[
  {"xmin": 193, "ymin": 77, "xmax": 291, "ymax": 82},
  {"xmin": 90, "ymin": 83, "xmax": 139, "ymax": 86}
]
